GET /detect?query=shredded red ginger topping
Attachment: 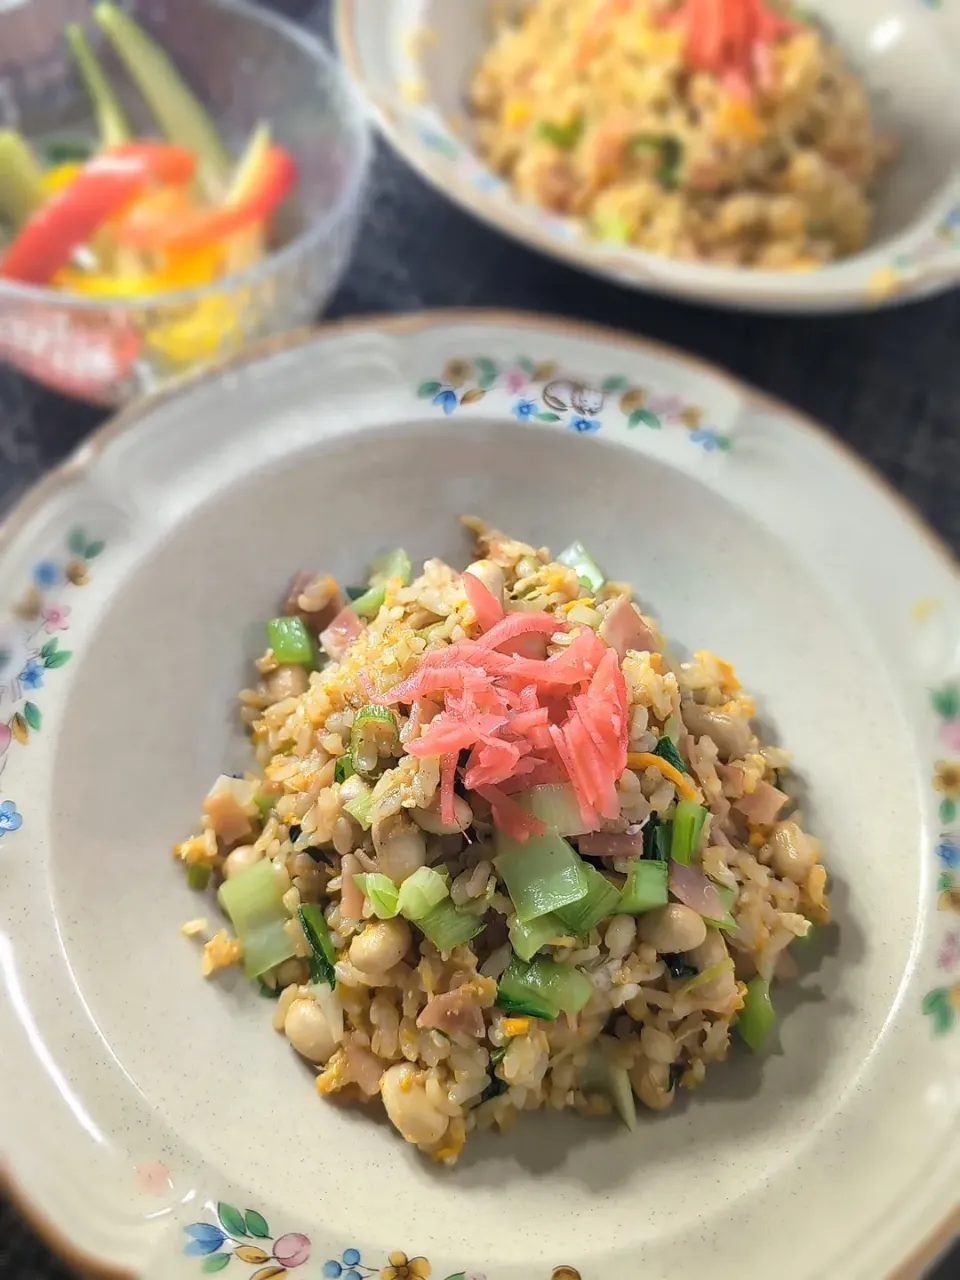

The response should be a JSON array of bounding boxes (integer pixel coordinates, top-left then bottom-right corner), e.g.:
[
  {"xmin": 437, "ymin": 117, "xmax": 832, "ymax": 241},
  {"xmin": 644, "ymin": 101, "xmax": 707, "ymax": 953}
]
[
  {"xmin": 661, "ymin": 0, "xmax": 798, "ymax": 96},
  {"xmin": 373, "ymin": 572, "xmax": 629, "ymax": 841}
]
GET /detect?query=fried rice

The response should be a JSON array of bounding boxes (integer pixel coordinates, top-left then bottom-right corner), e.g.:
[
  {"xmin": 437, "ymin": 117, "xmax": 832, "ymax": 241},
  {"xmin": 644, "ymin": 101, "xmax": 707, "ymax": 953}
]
[
  {"xmin": 176, "ymin": 519, "xmax": 829, "ymax": 1164},
  {"xmin": 469, "ymin": 0, "xmax": 890, "ymax": 268}
]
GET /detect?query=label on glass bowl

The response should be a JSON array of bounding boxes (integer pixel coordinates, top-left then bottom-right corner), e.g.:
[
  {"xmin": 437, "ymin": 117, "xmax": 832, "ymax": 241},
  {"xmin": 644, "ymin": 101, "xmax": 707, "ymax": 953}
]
[{"xmin": 0, "ymin": 304, "xmax": 142, "ymax": 403}]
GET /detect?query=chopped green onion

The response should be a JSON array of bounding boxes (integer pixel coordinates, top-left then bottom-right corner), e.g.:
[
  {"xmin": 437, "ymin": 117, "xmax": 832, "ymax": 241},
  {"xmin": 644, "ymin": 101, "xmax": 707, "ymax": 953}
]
[
  {"xmin": 341, "ymin": 778, "xmax": 374, "ymax": 829},
  {"xmin": 554, "ymin": 864, "xmax": 621, "ymax": 935},
  {"xmin": 350, "ymin": 704, "xmax": 399, "ymax": 774},
  {"xmin": 677, "ymin": 957, "xmax": 734, "ymax": 998},
  {"xmin": 522, "ymin": 956, "xmax": 594, "ymax": 1015},
  {"xmin": 353, "ymin": 872, "xmax": 400, "ymax": 919},
  {"xmin": 349, "ymin": 584, "xmax": 386, "ymax": 619},
  {"xmin": 489, "ymin": 1045, "xmax": 507, "ymax": 1066},
  {"xmin": 397, "ymin": 866, "xmax": 450, "ymax": 921},
  {"xmin": 369, "ymin": 548, "xmax": 412, "ymax": 587},
  {"xmin": 592, "ymin": 208, "xmax": 630, "ymax": 244},
  {"xmin": 94, "ymin": 2, "xmax": 232, "ymax": 200},
  {"xmin": 345, "ymin": 585, "xmax": 366, "ymax": 601},
  {"xmin": 663, "ymin": 713, "xmax": 681, "ymax": 745},
  {"xmin": 653, "ymin": 735, "xmax": 688, "ymax": 775},
  {"xmin": 738, "ymin": 975, "xmax": 776, "ymax": 1051},
  {"xmin": 66, "ymin": 23, "xmax": 131, "ymax": 148},
  {"xmin": 632, "ymin": 133, "xmax": 684, "ymax": 188},
  {"xmin": 258, "ymin": 980, "xmax": 282, "ymax": 999},
  {"xmin": 297, "ymin": 904, "xmax": 337, "ymax": 988},
  {"xmin": 537, "ymin": 117, "xmax": 583, "ymax": 149},
  {"xmin": 618, "ymin": 859, "xmax": 669, "ymax": 915},
  {"xmin": 495, "ymin": 831, "xmax": 590, "ymax": 923},
  {"xmin": 253, "ymin": 791, "xmax": 274, "ymax": 820},
  {"xmin": 266, "ymin": 616, "xmax": 314, "ymax": 666},
  {"xmin": 643, "ymin": 815, "xmax": 671, "ymax": 862},
  {"xmin": 416, "ymin": 899, "xmax": 485, "ymax": 951},
  {"xmin": 519, "ymin": 783, "xmax": 591, "ymax": 837},
  {"xmin": 580, "ymin": 1038, "xmax": 636, "ymax": 1130},
  {"xmin": 670, "ymin": 798, "xmax": 707, "ymax": 866},
  {"xmin": 508, "ymin": 911, "xmax": 564, "ymax": 961},
  {"xmin": 186, "ymin": 862, "xmax": 211, "ymax": 891},
  {"xmin": 556, "ymin": 540, "xmax": 605, "ymax": 592},
  {"xmin": 496, "ymin": 956, "xmax": 559, "ymax": 1020},
  {"xmin": 218, "ymin": 858, "xmax": 295, "ymax": 979},
  {"xmin": 0, "ymin": 131, "xmax": 45, "ymax": 229},
  {"xmin": 334, "ymin": 757, "xmax": 355, "ymax": 784},
  {"xmin": 705, "ymin": 883, "xmax": 737, "ymax": 931},
  {"xmin": 608, "ymin": 1062, "xmax": 637, "ymax": 1131}
]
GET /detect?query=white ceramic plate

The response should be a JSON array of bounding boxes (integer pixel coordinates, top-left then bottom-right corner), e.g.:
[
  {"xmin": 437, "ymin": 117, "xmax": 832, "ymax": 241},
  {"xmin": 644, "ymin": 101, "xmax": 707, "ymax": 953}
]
[
  {"xmin": 336, "ymin": 0, "xmax": 960, "ymax": 313},
  {"xmin": 1, "ymin": 311, "xmax": 959, "ymax": 1280}
]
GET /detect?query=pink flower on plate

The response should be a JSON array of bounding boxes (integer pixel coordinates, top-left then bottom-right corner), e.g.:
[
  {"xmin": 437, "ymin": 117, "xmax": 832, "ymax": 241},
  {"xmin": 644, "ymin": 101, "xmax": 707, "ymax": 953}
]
[
  {"xmin": 502, "ymin": 367, "xmax": 528, "ymax": 394},
  {"xmin": 41, "ymin": 603, "xmax": 71, "ymax": 633},
  {"xmin": 134, "ymin": 1160, "xmax": 173, "ymax": 1195},
  {"xmin": 647, "ymin": 394, "xmax": 685, "ymax": 421},
  {"xmin": 940, "ymin": 719, "xmax": 960, "ymax": 752},
  {"xmin": 938, "ymin": 931, "xmax": 960, "ymax": 971}
]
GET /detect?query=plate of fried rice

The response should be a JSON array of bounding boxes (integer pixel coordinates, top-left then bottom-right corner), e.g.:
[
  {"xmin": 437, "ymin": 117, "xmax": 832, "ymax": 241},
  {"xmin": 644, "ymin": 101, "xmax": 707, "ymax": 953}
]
[
  {"xmin": 337, "ymin": 0, "xmax": 960, "ymax": 310},
  {"xmin": 1, "ymin": 311, "xmax": 958, "ymax": 1280}
]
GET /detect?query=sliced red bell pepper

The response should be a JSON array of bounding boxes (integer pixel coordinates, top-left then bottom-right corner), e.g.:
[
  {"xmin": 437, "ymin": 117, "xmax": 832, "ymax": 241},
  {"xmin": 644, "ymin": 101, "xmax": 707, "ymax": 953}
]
[
  {"xmin": 0, "ymin": 142, "xmax": 196, "ymax": 285},
  {"xmin": 117, "ymin": 145, "xmax": 297, "ymax": 251}
]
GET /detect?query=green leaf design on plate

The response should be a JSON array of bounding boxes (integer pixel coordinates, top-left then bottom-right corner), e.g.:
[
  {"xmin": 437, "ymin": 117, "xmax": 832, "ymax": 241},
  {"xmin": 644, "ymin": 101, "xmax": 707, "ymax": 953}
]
[
  {"xmin": 941, "ymin": 797, "xmax": 957, "ymax": 826},
  {"xmin": 535, "ymin": 411, "xmax": 561, "ymax": 422},
  {"xmin": 922, "ymin": 988, "xmax": 954, "ymax": 1035},
  {"xmin": 601, "ymin": 375, "xmax": 628, "ymax": 393},
  {"xmin": 475, "ymin": 357, "xmax": 498, "ymax": 389},
  {"xmin": 84, "ymin": 540, "xmax": 105, "ymax": 559},
  {"xmin": 44, "ymin": 649, "xmax": 72, "ymax": 669},
  {"xmin": 516, "ymin": 356, "xmax": 535, "ymax": 374},
  {"xmin": 244, "ymin": 1210, "xmax": 270, "ymax": 1238},
  {"xmin": 938, "ymin": 871, "xmax": 954, "ymax": 893},
  {"xmin": 417, "ymin": 380, "xmax": 442, "ymax": 399},
  {"xmin": 444, "ymin": 1273, "xmax": 467, "ymax": 1280},
  {"xmin": 67, "ymin": 526, "xmax": 87, "ymax": 557},
  {"xmin": 202, "ymin": 1256, "xmax": 231, "ymax": 1274},
  {"xmin": 23, "ymin": 702, "xmax": 41, "ymax": 731},
  {"xmin": 628, "ymin": 408, "xmax": 661, "ymax": 429},
  {"xmin": 218, "ymin": 1203, "xmax": 248, "ymax": 1238},
  {"xmin": 40, "ymin": 638, "xmax": 58, "ymax": 660},
  {"xmin": 931, "ymin": 684, "xmax": 960, "ymax": 720},
  {"xmin": 715, "ymin": 434, "xmax": 734, "ymax": 452}
]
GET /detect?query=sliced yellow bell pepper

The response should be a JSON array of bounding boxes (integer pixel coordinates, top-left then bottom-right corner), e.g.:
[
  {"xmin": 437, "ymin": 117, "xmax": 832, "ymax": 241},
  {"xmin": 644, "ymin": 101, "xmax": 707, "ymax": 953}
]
[{"xmin": 55, "ymin": 242, "xmax": 223, "ymax": 298}]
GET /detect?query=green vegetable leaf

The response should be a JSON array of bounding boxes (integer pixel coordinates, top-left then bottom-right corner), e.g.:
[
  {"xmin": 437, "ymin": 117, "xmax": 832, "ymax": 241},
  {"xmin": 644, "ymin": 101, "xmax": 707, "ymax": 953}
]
[
  {"xmin": 23, "ymin": 702, "xmax": 41, "ymax": 731},
  {"xmin": 417, "ymin": 380, "xmax": 442, "ymax": 398},
  {"xmin": 535, "ymin": 411, "xmax": 561, "ymax": 422},
  {"xmin": 84, "ymin": 539, "xmax": 105, "ymax": 559},
  {"xmin": 941, "ymin": 797, "xmax": 957, "ymax": 826},
  {"xmin": 931, "ymin": 684, "xmax": 960, "ymax": 720},
  {"xmin": 67, "ymin": 526, "xmax": 88, "ymax": 556},
  {"xmin": 537, "ymin": 117, "xmax": 583, "ymax": 149},
  {"xmin": 202, "ymin": 1256, "xmax": 231, "ymax": 1274},
  {"xmin": 244, "ymin": 1210, "xmax": 270, "ymax": 1238},
  {"xmin": 44, "ymin": 649, "xmax": 72, "ymax": 668},
  {"xmin": 653, "ymin": 735, "xmax": 688, "ymax": 775},
  {"xmin": 628, "ymin": 408, "xmax": 661, "ymax": 429},
  {"xmin": 217, "ymin": 1202, "xmax": 248, "ymax": 1238},
  {"xmin": 601, "ymin": 375, "xmax": 629, "ymax": 393}
]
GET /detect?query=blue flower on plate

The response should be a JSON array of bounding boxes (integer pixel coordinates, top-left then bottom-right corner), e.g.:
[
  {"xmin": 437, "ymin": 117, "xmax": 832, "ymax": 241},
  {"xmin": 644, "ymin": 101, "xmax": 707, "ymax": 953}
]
[
  {"xmin": 432, "ymin": 389, "xmax": 458, "ymax": 415},
  {"xmin": 569, "ymin": 415, "xmax": 601, "ymax": 433},
  {"xmin": 182, "ymin": 1223, "xmax": 226, "ymax": 1256},
  {"xmin": 938, "ymin": 835, "xmax": 960, "ymax": 869},
  {"xmin": 512, "ymin": 398, "xmax": 538, "ymax": 421},
  {"xmin": 690, "ymin": 427, "xmax": 732, "ymax": 452},
  {"xmin": 18, "ymin": 658, "xmax": 44, "ymax": 691},
  {"xmin": 32, "ymin": 560, "xmax": 61, "ymax": 589},
  {"xmin": 0, "ymin": 801, "xmax": 23, "ymax": 836}
]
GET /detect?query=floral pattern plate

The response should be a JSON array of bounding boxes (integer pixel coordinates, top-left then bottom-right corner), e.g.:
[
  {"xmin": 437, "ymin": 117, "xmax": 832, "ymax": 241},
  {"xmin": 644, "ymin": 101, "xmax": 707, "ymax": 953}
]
[
  {"xmin": 336, "ymin": 0, "xmax": 960, "ymax": 313},
  {"xmin": 1, "ymin": 311, "xmax": 959, "ymax": 1280}
]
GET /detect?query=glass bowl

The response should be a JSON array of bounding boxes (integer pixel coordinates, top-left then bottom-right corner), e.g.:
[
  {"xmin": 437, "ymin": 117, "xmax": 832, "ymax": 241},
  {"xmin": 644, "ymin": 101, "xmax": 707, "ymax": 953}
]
[{"xmin": 0, "ymin": 0, "xmax": 371, "ymax": 402}]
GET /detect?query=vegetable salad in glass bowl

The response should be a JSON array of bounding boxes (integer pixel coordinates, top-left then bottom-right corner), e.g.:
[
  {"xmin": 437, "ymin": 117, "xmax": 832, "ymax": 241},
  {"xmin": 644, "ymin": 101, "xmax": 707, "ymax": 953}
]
[
  {"xmin": 0, "ymin": 0, "xmax": 369, "ymax": 402},
  {"xmin": 176, "ymin": 519, "xmax": 827, "ymax": 1164}
]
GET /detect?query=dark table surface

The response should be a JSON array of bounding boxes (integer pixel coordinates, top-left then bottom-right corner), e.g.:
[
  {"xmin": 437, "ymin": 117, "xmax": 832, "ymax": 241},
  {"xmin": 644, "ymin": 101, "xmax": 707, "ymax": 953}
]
[{"xmin": 1, "ymin": 1, "xmax": 959, "ymax": 1276}]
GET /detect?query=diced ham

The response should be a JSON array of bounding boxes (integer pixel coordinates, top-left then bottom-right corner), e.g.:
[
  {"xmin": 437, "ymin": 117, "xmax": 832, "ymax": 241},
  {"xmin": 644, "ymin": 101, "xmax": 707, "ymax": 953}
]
[
  {"xmin": 716, "ymin": 762, "xmax": 745, "ymax": 798},
  {"xmin": 342, "ymin": 1037, "xmax": 387, "ymax": 1096},
  {"xmin": 202, "ymin": 789, "xmax": 254, "ymax": 846},
  {"xmin": 598, "ymin": 596, "xmax": 659, "ymax": 660},
  {"xmin": 319, "ymin": 606, "xmax": 363, "ymax": 661},
  {"xmin": 734, "ymin": 780, "xmax": 790, "ymax": 825},
  {"xmin": 669, "ymin": 861, "xmax": 730, "ymax": 921},
  {"xmin": 416, "ymin": 987, "xmax": 485, "ymax": 1039},
  {"xmin": 578, "ymin": 829, "xmax": 647, "ymax": 858}
]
